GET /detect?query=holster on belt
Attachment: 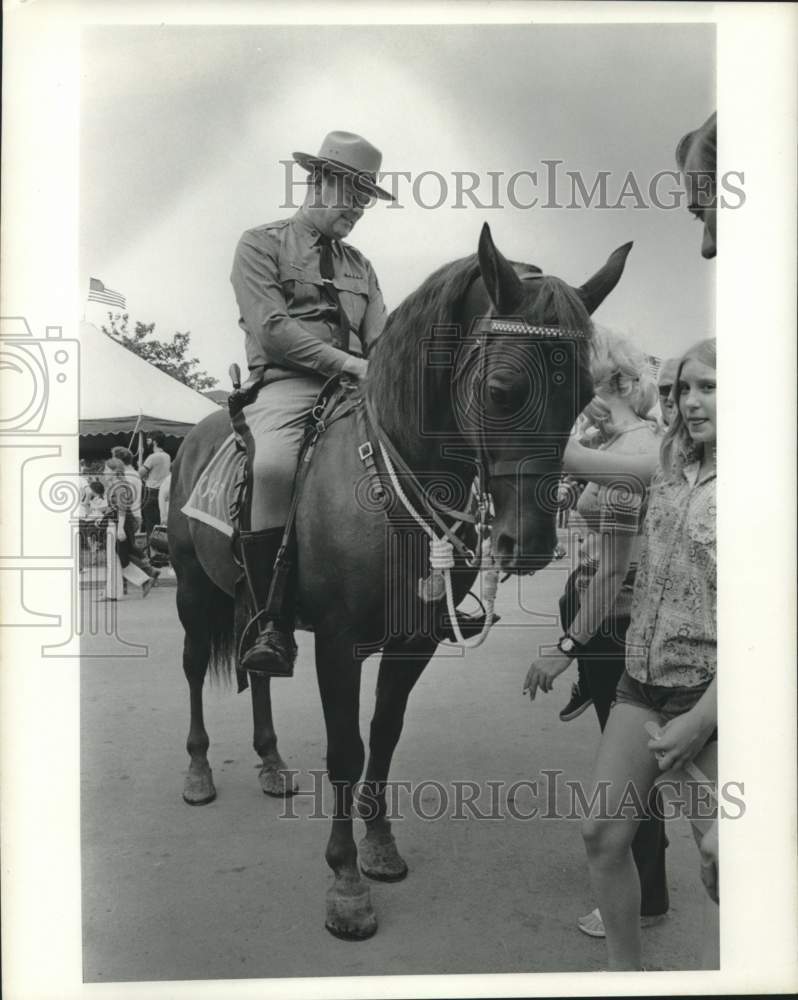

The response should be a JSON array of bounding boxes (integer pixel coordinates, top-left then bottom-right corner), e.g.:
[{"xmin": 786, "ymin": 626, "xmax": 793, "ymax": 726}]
[{"xmin": 227, "ymin": 365, "xmax": 266, "ymax": 419}]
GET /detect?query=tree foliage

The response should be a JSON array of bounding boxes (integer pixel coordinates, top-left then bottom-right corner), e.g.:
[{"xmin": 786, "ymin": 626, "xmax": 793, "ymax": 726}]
[{"xmin": 102, "ymin": 314, "xmax": 218, "ymax": 391}]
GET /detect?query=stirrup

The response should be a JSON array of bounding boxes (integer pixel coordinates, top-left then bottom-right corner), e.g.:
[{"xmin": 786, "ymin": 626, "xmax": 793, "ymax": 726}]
[{"xmin": 241, "ymin": 625, "xmax": 297, "ymax": 677}]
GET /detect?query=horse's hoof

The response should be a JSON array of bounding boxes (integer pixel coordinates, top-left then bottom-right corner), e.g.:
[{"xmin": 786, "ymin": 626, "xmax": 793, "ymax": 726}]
[
  {"xmin": 258, "ymin": 760, "xmax": 297, "ymax": 797},
  {"xmin": 325, "ymin": 883, "xmax": 378, "ymax": 941},
  {"xmin": 183, "ymin": 765, "xmax": 216, "ymax": 805},
  {"xmin": 358, "ymin": 833, "xmax": 409, "ymax": 882}
]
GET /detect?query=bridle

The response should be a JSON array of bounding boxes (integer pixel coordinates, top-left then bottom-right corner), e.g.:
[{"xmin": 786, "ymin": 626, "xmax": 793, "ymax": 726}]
[
  {"xmin": 358, "ymin": 299, "xmax": 591, "ymax": 645},
  {"xmin": 451, "ymin": 313, "xmax": 591, "ymax": 511}
]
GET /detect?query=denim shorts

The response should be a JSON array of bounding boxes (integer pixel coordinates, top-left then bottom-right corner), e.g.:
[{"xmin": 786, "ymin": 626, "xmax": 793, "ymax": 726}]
[{"xmin": 614, "ymin": 671, "xmax": 718, "ymax": 742}]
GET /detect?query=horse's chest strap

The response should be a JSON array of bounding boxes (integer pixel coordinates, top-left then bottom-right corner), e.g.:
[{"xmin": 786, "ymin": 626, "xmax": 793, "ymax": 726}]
[{"xmin": 355, "ymin": 403, "xmax": 387, "ymax": 506}]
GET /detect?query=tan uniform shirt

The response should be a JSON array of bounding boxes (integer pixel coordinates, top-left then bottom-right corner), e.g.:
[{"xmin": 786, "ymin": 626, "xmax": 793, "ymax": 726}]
[{"xmin": 231, "ymin": 212, "xmax": 387, "ymax": 378}]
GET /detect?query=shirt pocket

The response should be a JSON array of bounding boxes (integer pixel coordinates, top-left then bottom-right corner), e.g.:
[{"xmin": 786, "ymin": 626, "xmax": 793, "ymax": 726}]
[{"xmin": 275, "ymin": 256, "xmax": 317, "ymax": 315}]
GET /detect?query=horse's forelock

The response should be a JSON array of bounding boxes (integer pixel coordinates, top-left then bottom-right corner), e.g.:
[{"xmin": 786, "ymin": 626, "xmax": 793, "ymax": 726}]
[
  {"xmin": 522, "ymin": 275, "xmax": 593, "ymax": 376},
  {"xmin": 524, "ymin": 276, "xmax": 592, "ymax": 332}
]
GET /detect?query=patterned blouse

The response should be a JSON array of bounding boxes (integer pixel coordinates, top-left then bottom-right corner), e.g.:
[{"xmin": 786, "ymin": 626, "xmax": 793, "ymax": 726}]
[{"xmin": 625, "ymin": 459, "xmax": 717, "ymax": 688}]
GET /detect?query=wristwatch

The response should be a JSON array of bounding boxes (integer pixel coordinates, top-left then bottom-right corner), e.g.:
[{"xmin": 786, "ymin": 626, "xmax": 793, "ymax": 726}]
[{"xmin": 557, "ymin": 633, "xmax": 582, "ymax": 657}]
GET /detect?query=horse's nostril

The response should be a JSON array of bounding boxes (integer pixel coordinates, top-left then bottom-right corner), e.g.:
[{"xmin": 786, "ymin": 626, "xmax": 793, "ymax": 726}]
[{"xmin": 495, "ymin": 532, "xmax": 515, "ymax": 556}]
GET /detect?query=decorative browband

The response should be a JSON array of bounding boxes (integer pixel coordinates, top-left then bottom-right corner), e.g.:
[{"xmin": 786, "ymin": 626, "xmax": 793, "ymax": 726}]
[{"xmin": 488, "ymin": 320, "xmax": 591, "ymax": 339}]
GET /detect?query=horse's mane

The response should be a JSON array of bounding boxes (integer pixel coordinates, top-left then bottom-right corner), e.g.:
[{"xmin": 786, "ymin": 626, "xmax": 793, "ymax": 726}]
[{"xmin": 367, "ymin": 255, "xmax": 481, "ymax": 450}]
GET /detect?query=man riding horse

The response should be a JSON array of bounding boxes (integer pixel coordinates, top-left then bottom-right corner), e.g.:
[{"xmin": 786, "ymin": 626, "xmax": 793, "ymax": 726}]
[{"xmin": 230, "ymin": 131, "xmax": 394, "ymax": 678}]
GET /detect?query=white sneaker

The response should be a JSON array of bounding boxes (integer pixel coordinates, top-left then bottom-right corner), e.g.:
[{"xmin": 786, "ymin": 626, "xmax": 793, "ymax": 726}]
[{"xmin": 577, "ymin": 907, "xmax": 667, "ymax": 938}]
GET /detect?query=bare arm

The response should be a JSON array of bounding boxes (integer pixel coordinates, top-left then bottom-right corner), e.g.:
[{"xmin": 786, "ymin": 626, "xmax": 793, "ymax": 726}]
[
  {"xmin": 569, "ymin": 529, "xmax": 639, "ymax": 646},
  {"xmin": 563, "ymin": 437, "xmax": 658, "ymax": 489}
]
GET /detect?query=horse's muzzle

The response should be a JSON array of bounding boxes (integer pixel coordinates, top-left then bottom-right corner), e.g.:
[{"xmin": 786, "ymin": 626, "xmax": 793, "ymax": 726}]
[{"xmin": 493, "ymin": 531, "xmax": 555, "ymax": 575}]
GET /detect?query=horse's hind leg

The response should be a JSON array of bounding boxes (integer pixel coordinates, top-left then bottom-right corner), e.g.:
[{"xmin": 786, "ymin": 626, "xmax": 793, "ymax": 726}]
[
  {"xmin": 250, "ymin": 674, "xmax": 298, "ymax": 797},
  {"xmin": 358, "ymin": 637, "xmax": 437, "ymax": 882},
  {"xmin": 180, "ymin": 626, "xmax": 216, "ymax": 805},
  {"xmin": 177, "ymin": 576, "xmax": 222, "ymax": 805}
]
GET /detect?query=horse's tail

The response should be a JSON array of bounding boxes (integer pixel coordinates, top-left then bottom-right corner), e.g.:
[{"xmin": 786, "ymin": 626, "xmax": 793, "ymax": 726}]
[
  {"xmin": 169, "ymin": 417, "xmax": 239, "ymax": 689},
  {"xmin": 206, "ymin": 589, "xmax": 236, "ymax": 686}
]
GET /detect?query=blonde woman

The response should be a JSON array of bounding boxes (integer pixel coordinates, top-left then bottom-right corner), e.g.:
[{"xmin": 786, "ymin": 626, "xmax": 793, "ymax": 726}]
[{"xmin": 525, "ymin": 327, "xmax": 668, "ymax": 937}]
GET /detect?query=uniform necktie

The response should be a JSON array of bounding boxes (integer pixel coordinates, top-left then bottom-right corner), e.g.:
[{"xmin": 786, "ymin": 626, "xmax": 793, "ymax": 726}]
[{"xmin": 317, "ymin": 235, "xmax": 350, "ymax": 351}]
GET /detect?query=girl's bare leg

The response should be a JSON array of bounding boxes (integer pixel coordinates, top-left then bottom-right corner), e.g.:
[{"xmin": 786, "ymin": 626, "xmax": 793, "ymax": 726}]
[{"xmin": 582, "ymin": 701, "xmax": 662, "ymax": 970}]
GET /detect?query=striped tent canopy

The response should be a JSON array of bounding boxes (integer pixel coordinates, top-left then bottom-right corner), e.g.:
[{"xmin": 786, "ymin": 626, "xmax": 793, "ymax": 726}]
[{"xmin": 79, "ymin": 321, "xmax": 220, "ymax": 454}]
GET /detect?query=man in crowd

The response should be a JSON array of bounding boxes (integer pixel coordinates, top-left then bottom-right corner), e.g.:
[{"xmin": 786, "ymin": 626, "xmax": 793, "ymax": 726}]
[
  {"xmin": 656, "ymin": 358, "xmax": 679, "ymax": 427},
  {"xmin": 139, "ymin": 430, "xmax": 172, "ymax": 538},
  {"xmin": 111, "ymin": 446, "xmax": 143, "ymax": 531}
]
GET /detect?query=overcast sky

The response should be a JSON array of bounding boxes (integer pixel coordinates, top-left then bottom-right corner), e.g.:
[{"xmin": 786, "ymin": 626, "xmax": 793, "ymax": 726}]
[{"xmin": 80, "ymin": 23, "xmax": 714, "ymax": 384}]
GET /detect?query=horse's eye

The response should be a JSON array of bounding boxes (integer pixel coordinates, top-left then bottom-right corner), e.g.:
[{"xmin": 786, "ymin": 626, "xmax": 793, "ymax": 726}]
[{"xmin": 489, "ymin": 385, "xmax": 511, "ymax": 408}]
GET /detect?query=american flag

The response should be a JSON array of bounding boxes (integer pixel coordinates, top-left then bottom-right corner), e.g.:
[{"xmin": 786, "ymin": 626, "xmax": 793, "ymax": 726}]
[{"xmin": 88, "ymin": 277, "xmax": 126, "ymax": 310}]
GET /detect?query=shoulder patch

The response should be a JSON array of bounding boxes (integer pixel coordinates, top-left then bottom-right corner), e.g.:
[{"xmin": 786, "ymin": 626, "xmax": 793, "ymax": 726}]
[{"xmin": 247, "ymin": 219, "xmax": 291, "ymax": 237}]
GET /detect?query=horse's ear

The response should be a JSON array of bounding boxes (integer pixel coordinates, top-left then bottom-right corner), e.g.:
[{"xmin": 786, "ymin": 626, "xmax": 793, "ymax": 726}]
[
  {"xmin": 577, "ymin": 242, "xmax": 633, "ymax": 314},
  {"xmin": 478, "ymin": 223, "xmax": 523, "ymax": 313}
]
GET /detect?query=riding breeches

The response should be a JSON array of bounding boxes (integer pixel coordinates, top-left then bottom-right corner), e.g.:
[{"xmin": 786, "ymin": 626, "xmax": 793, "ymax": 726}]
[{"xmin": 241, "ymin": 375, "xmax": 325, "ymax": 530}]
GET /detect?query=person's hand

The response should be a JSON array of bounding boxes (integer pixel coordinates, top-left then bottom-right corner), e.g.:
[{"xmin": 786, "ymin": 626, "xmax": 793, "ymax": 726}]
[
  {"xmin": 581, "ymin": 394, "xmax": 612, "ymax": 430},
  {"xmin": 699, "ymin": 821, "xmax": 719, "ymax": 903},
  {"xmin": 646, "ymin": 708, "xmax": 714, "ymax": 771},
  {"xmin": 342, "ymin": 355, "xmax": 369, "ymax": 380},
  {"xmin": 523, "ymin": 651, "xmax": 573, "ymax": 701}
]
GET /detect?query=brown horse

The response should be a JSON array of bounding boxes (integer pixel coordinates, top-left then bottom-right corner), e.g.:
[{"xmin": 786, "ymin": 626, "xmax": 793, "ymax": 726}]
[{"xmin": 168, "ymin": 223, "xmax": 631, "ymax": 939}]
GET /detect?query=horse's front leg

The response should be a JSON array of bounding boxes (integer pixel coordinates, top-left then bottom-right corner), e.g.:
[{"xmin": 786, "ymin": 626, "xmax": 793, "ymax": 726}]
[
  {"xmin": 250, "ymin": 674, "xmax": 297, "ymax": 797},
  {"xmin": 316, "ymin": 633, "xmax": 377, "ymax": 940},
  {"xmin": 358, "ymin": 637, "xmax": 437, "ymax": 881}
]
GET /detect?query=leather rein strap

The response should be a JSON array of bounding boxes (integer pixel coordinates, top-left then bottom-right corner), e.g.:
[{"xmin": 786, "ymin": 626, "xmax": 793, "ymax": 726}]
[
  {"xmin": 362, "ymin": 392, "xmax": 478, "ymax": 562},
  {"xmin": 263, "ymin": 375, "xmax": 361, "ymax": 618}
]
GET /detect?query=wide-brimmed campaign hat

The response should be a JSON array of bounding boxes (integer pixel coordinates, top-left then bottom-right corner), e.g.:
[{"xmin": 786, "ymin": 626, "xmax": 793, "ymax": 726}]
[{"xmin": 293, "ymin": 130, "xmax": 394, "ymax": 201}]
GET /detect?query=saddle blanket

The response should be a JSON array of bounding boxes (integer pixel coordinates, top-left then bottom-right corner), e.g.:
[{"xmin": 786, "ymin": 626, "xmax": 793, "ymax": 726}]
[
  {"xmin": 182, "ymin": 375, "xmax": 338, "ymax": 537},
  {"xmin": 181, "ymin": 433, "xmax": 245, "ymax": 537}
]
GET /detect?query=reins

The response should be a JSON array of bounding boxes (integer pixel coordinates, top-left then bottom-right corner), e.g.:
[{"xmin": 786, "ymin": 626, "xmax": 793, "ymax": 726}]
[
  {"xmin": 361, "ymin": 391, "xmax": 498, "ymax": 649},
  {"xmin": 357, "ymin": 314, "xmax": 591, "ymax": 648}
]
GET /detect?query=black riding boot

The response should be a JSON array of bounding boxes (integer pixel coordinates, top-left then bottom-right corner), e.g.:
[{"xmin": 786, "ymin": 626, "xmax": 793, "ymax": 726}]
[{"xmin": 238, "ymin": 528, "xmax": 297, "ymax": 678}]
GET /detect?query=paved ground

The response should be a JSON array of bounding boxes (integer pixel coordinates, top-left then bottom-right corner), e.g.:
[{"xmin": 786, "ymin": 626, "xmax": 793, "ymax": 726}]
[{"xmin": 81, "ymin": 537, "xmax": 714, "ymax": 983}]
